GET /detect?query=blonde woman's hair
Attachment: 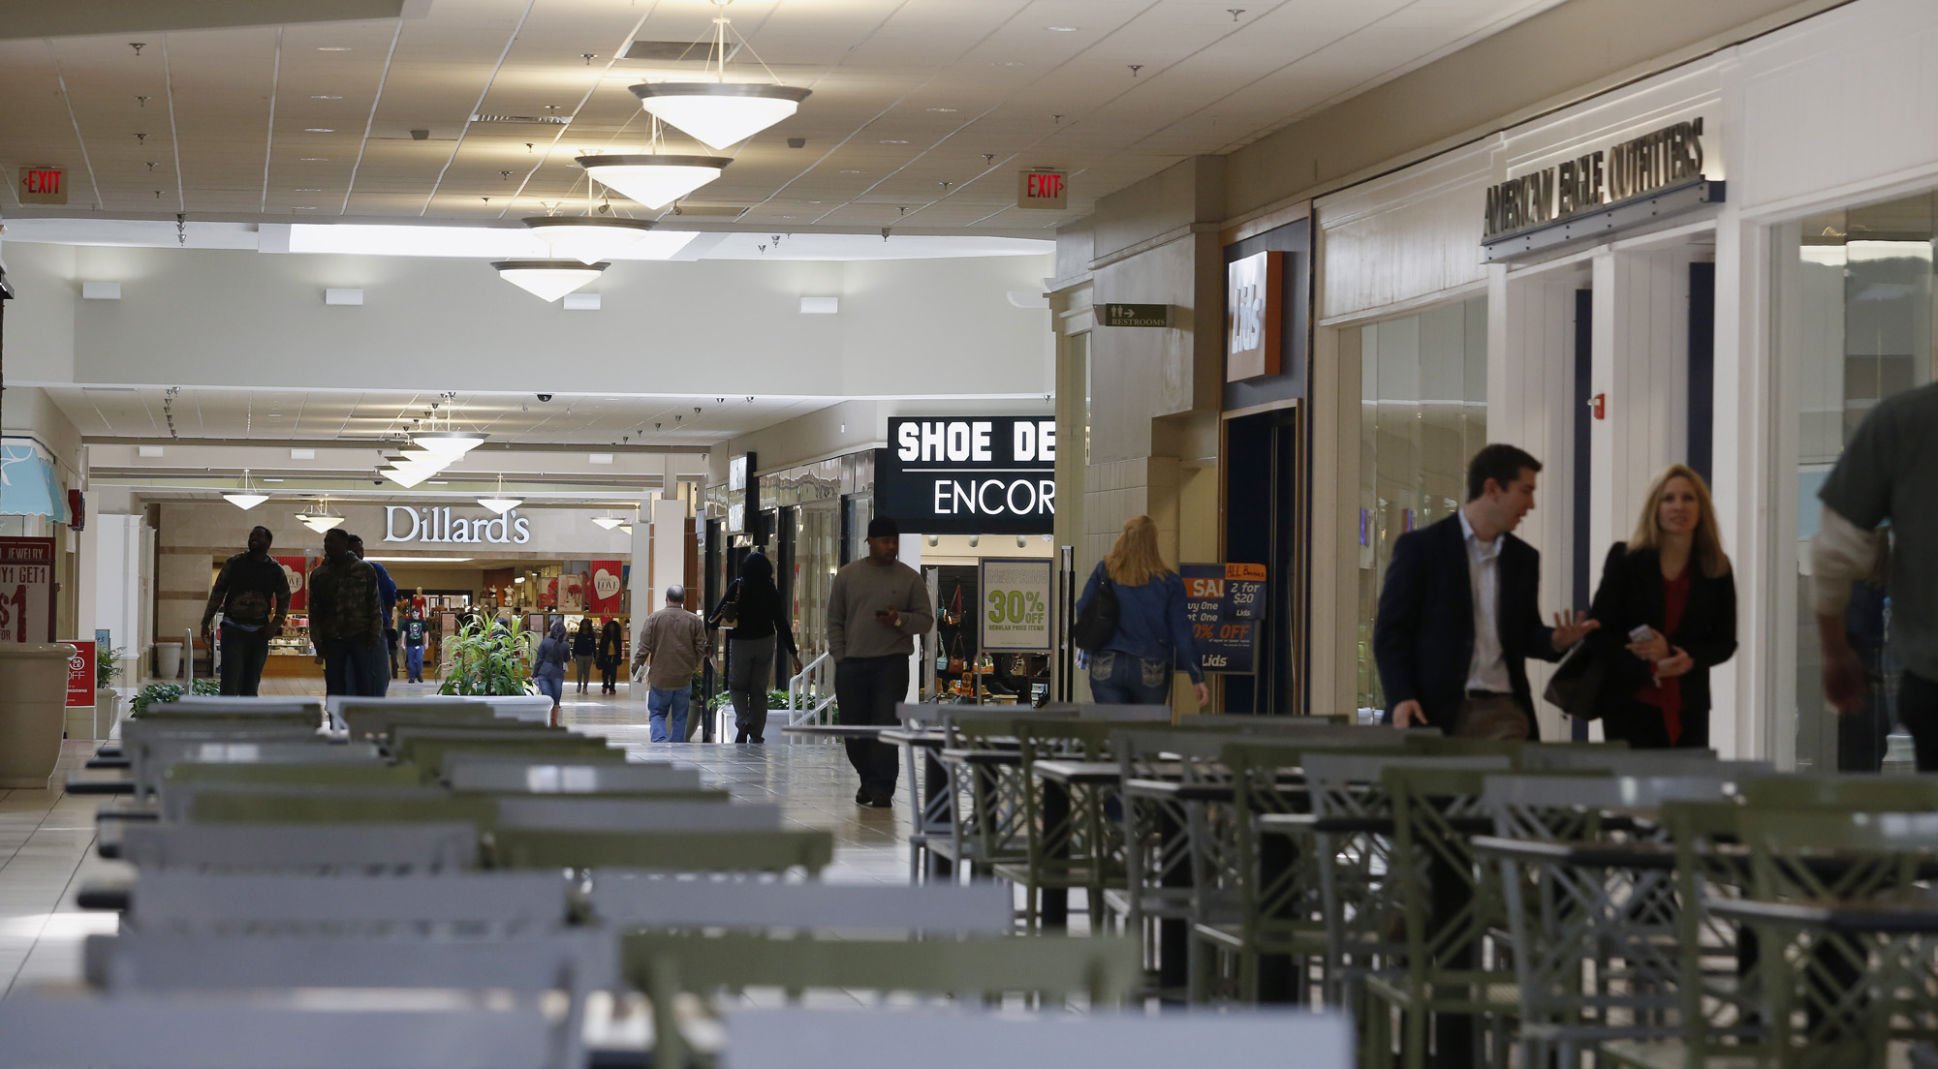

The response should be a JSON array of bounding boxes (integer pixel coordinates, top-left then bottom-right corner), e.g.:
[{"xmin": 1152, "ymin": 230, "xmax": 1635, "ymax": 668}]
[
  {"xmin": 1630, "ymin": 464, "xmax": 1731, "ymax": 578},
  {"xmin": 1105, "ymin": 515, "xmax": 1173, "ymax": 586}
]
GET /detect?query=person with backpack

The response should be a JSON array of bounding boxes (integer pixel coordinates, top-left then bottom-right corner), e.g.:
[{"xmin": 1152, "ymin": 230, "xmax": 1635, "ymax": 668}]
[{"xmin": 1073, "ymin": 515, "xmax": 1209, "ymax": 709}]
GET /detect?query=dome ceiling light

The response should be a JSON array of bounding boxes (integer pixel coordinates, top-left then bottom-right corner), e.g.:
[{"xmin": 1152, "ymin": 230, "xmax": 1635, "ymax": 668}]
[{"xmin": 627, "ymin": 0, "xmax": 811, "ymax": 151}]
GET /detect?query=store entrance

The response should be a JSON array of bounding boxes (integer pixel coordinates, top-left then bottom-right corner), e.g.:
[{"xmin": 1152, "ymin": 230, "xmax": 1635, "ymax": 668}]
[{"xmin": 1223, "ymin": 407, "xmax": 1302, "ymax": 716}]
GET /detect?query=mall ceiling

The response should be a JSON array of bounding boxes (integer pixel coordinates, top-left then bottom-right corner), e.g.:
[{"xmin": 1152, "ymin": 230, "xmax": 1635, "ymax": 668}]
[
  {"xmin": 0, "ymin": 0, "xmax": 1566, "ymax": 235},
  {"xmin": 43, "ymin": 386, "xmax": 831, "ymax": 446}
]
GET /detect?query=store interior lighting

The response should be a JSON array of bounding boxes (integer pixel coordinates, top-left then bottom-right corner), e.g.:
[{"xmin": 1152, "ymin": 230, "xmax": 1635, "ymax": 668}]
[
  {"xmin": 492, "ymin": 259, "xmax": 608, "ymax": 302},
  {"xmin": 578, "ymin": 153, "xmax": 729, "ymax": 210},
  {"xmin": 477, "ymin": 473, "xmax": 522, "ymax": 516},
  {"xmin": 523, "ymin": 215, "xmax": 657, "ymax": 266}
]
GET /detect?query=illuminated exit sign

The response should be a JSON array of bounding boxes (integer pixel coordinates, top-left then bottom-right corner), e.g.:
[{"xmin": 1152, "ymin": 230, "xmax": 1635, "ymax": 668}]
[
  {"xmin": 1017, "ymin": 169, "xmax": 1067, "ymax": 210},
  {"xmin": 18, "ymin": 166, "xmax": 66, "ymax": 205}
]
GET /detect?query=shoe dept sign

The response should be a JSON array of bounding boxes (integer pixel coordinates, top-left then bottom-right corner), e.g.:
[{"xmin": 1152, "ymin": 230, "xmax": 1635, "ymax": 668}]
[
  {"xmin": 385, "ymin": 505, "xmax": 533, "ymax": 545},
  {"xmin": 875, "ymin": 417, "xmax": 1055, "ymax": 535}
]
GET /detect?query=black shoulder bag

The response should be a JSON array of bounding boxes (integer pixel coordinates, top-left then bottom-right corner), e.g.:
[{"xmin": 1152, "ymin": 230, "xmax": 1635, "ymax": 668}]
[{"xmin": 1071, "ymin": 568, "xmax": 1119, "ymax": 652}]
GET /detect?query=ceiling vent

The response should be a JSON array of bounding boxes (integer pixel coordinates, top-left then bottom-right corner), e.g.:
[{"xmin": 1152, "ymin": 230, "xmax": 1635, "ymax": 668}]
[
  {"xmin": 623, "ymin": 40, "xmax": 740, "ymax": 63},
  {"xmin": 470, "ymin": 113, "xmax": 571, "ymax": 126}
]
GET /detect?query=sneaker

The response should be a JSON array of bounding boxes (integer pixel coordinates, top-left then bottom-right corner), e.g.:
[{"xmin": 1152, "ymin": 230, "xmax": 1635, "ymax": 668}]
[
  {"xmin": 856, "ymin": 787, "xmax": 871, "ymax": 806},
  {"xmin": 862, "ymin": 790, "xmax": 893, "ymax": 809}
]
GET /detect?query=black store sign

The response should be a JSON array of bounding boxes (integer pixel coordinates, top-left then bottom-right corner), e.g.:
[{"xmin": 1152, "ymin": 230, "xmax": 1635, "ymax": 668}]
[{"xmin": 875, "ymin": 417, "xmax": 1056, "ymax": 535}]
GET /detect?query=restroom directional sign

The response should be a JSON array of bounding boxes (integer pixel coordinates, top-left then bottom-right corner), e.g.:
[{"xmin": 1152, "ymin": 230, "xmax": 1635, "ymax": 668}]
[{"xmin": 1101, "ymin": 302, "xmax": 1170, "ymax": 327}]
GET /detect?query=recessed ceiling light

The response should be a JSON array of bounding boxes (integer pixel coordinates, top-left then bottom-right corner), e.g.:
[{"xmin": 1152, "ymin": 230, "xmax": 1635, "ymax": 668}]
[
  {"xmin": 294, "ymin": 187, "xmax": 322, "ymax": 192},
  {"xmin": 839, "ymin": 169, "xmax": 862, "ymax": 175},
  {"xmin": 317, "ymin": 46, "xmax": 351, "ymax": 52},
  {"xmin": 879, "ymin": 139, "xmax": 910, "ymax": 145},
  {"xmin": 304, "ymin": 128, "xmax": 335, "ymax": 133},
  {"xmin": 310, "ymin": 94, "xmax": 343, "ymax": 100},
  {"xmin": 294, "ymin": 206, "xmax": 318, "ymax": 211},
  {"xmin": 300, "ymin": 157, "xmax": 329, "ymax": 162},
  {"xmin": 925, "ymin": 106, "xmax": 958, "ymax": 113},
  {"xmin": 1046, "ymin": 25, "xmax": 1079, "ymax": 32},
  {"xmin": 995, "ymin": 60, "xmax": 1025, "ymax": 68}
]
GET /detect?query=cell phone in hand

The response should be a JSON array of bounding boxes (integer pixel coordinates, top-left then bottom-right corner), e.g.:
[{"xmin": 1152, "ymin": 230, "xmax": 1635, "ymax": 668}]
[{"xmin": 1628, "ymin": 625, "xmax": 1655, "ymax": 643}]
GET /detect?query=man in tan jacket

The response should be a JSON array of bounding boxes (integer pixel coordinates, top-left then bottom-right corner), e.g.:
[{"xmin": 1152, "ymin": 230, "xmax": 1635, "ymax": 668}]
[{"xmin": 635, "ymin": 585, "xmax": 710, "ymax": 743}]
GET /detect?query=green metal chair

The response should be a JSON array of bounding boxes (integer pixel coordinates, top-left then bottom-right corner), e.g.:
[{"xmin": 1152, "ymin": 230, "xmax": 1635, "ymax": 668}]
[
  {"xmin": 988, "ymin": 720, "xmax": 1125, "ymax": 931},
  {"xmin": 621, "ymin": 931, "xmax": 1141, "ymax": 1069}
]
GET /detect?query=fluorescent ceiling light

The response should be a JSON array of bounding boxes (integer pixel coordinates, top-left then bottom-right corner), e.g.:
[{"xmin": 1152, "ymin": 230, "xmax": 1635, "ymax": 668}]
[
  {"xmin": 578, "ymin": 154, "xmax": 729, "ymax": 210},
  {"xmin": 630, "ymin": 83, "xmax": 811, "ymax": 151},
  {"xmin": 493, "ymin": 259, "xmax": 607, "ymax": 302},
  {"xmin": 288, "ymin": 223, "xmax": 696, "ymax": 261},
  {"xmin": 523, "ymin": 216, "xmax": 657, "ymax": 266}
]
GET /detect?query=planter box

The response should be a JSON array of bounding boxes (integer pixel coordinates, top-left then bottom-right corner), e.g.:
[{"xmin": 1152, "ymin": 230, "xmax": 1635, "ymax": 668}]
[{"xmin": 0, "ymin": 643, "xmax": 78, "ymax": 790}]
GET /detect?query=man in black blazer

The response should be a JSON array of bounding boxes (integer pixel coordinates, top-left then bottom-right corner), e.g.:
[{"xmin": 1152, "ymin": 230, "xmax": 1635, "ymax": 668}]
[{"xmin": 1374, "ymin": 444, "xmax": 1598, "ymax": 740}]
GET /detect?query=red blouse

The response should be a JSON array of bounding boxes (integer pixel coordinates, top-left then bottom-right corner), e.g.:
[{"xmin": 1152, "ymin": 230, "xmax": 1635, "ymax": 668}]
[{"xmin": 1636, "ymin": 567, "xmax": 1691, "ymax": 743}]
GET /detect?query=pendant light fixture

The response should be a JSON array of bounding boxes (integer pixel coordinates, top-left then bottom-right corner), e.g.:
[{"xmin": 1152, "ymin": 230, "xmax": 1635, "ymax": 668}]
[
  {"xmin": 412, "ymin": 399, "xmax": 488, "ymax": 458},
  {"xmin": 591, "ymin": 513, "xmax": 625, "ymax": 531},
  {"xmin": 522, "ymin": 215, "xmax": 658, "ymax": 266},
  {"xmin": 221, "ymin": 469, "xmax": 269, "ymax": 511},
  {"xmin": 578, "ymin": 153, "xmax": 728, "ymax": 211},
  {"xmin": 301, "ymin": 498, "xmax": 344, "ymax": 534},
  {"xmin": 627, "ymin": 0, "xmax": 811, "ymax": 151},
  {"xmin": 492, "ymin": 259, "xmax": 608, "ymax": 302},
  {"xmin": 477, "ymin": 473, "xmax": 522, "ymax": 516},
  {"xmin": 617, "ymin": 522, "xmax": 634, "ymax": 536}
]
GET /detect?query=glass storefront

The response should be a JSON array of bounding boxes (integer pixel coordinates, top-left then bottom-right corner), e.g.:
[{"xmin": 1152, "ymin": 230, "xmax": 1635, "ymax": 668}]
[
  {"xmin": 1773, "ymin": 190, "xmax": 1937, "ymax": 771},
  {"xmin": 1348, "ymin": 296, "xmax": 1489, "ymax": 711}
]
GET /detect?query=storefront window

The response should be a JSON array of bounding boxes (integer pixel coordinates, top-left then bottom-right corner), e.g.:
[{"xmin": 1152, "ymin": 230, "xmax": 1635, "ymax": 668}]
[
  {"xmin": 1775, "ymin": 191, "xmax": 1937, "ymax": 771},
  {"xmin": 1351, "ymin": 297, "xmax": 1489, "ymax": 711}
]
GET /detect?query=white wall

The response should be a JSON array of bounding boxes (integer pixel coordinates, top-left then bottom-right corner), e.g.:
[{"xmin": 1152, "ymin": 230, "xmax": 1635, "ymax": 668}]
[
  {"xmin": 0, "ymin": 242, "xmax": 1052, "ymax": 399},
  {"xmin": 0, "ymin": 240, "xmax": 77, "ymax": 384}
]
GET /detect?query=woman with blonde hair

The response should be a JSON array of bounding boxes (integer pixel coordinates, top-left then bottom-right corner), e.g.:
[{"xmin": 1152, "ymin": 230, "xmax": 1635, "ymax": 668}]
[
  {"xmin": 1075, "ymin": 515, "xmax": 1209, "ymax": 709},
  {"xmin": 1586, "ymin": 464, "xmax": 1738, "ymax": 748}
]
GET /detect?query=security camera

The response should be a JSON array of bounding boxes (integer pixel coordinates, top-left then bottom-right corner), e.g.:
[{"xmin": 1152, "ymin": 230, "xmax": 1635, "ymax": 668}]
[{"xmin": 537, "ymin": 394, "xmax": 553, "ymax": 402}]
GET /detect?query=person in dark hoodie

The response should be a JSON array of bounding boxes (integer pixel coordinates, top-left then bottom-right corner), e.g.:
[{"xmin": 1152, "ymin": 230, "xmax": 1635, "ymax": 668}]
[
  {"xmin": 709, "ymin": 550, "xmax": 801, "ymax": 744},
  {"xmin": 596, "ymin": 617, "xmax": 625, "ymax": 695}
]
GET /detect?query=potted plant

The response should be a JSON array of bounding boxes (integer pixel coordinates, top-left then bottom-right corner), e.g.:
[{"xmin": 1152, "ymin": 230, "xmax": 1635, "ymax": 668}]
[
  {"xmin": 94, "ymin": 646, "xmax": 124, "ymax": 739},
  {"xmin": 0, "ymin": 641, "xmax": 78, "ymax": 789},
  {"xmin": 129, "ymin": 679, "xmax": 220, "ymax": 718},
  {"xmin": 438, "ymin": 617, "xmax": 534, "ymax": 697}
]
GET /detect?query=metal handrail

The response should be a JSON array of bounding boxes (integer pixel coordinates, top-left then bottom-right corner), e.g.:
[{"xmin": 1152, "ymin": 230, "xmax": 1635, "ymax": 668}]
[{"xmin": 785, "ymin": 651, "xmax": 836, "ymax": 733}]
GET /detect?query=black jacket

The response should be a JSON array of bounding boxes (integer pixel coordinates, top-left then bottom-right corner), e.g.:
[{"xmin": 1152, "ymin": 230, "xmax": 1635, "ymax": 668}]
[
  {"xmin": 597, "ymin": 621, "xmax": 624, "ymax": 666},
  {"xmin": 572, "ymin": 626, "xmax": 598, "ymax": 657},
  {"xmin": 1586, "ymin": 543, "xmax": 1737, "ymax": 717},
  {"xmin": 1373, "ymin": 514, "xmax": 1560, "ymax": 738},
  {"xmin": 710, "ymin": 553, "xmax": 798, "ymax": 658}
]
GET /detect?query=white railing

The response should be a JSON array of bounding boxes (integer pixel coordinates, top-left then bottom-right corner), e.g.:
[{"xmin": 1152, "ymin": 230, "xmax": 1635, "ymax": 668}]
[{"xmin": 785, "ymin": 652, "xmax": 836, "ymax": 734}]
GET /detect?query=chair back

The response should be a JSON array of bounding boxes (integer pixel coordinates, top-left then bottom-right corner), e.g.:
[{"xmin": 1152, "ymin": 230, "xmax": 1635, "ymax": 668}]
[
  {"xmin": 445, "ymin": 757, "xmax": 702, "ymax": 794},
  {"xmin": 124, "ymin": 871, "xmax": 573, "ymax": 933},
  {"xmin": 118, "ymin": 822, "xmax": 479, "ymax": 872},
  {"xmin": 492, "ymin": 827, "xmax": 834, "ymax": 875},
  {"xmin": 493, "ymin": 797, "xmax": 777, "ymax": 832},
  {"xmin": 586, "ymin": 876, "xmax": 1015, "ymax": 934},
  {"xmin": 185, "ymin": 788, "xmax": 496, "ymax": 828}
]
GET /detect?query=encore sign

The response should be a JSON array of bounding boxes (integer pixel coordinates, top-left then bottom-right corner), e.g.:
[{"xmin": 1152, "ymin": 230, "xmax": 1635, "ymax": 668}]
[
  {"xmin": 385, "ymin": 506, "xmax": 533, "ymax": 545},
  {"xmin": 1482, "ymin": 117, "xmax": 1708, "ymax": 240},
  {"xmin": 876, "ymin": 417, "xmax": 1056, "ymax": 535}
]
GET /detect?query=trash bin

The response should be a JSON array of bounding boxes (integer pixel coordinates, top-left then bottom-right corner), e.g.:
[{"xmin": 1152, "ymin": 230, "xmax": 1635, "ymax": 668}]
[{"xmin": 0, "ymin": 642, "xmax": 79, "ymax": 789}]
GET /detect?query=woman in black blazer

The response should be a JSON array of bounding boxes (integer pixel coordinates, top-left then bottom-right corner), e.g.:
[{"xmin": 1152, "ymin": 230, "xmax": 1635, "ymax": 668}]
[{"xmin": 1588, "ymin": 464, "xmax": 1737, "ymax": 749}]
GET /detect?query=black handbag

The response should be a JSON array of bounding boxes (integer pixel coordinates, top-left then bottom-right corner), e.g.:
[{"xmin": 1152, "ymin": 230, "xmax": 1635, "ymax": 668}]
[
  {"xmin": 1543, "ymin": 638, "xmax": 1609, "ymax": 720},
  {"xmin": 1071, "ymin": 570, "xmax": 1119, "ymax": 653}
]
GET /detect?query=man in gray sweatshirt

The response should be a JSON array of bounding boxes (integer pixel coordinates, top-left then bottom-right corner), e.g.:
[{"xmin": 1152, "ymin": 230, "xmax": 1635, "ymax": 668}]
[{"xmin": 828, "ymin": 517, "xmax": 933, "ymax": 807}]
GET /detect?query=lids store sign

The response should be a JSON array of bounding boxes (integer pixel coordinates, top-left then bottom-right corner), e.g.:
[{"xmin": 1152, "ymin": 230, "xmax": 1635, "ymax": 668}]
[{"xmin": 1482, "ymin": 117, "xmax": 1719, "ymax": 257}]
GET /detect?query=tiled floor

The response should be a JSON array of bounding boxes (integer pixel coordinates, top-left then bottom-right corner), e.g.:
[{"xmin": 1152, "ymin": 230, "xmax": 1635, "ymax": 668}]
[{"xmin": 0, "ymin": 678, "xmax": 912, "ymax": 998}]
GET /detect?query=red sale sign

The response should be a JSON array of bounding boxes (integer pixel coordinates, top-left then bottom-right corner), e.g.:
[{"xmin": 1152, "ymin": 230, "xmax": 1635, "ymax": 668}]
[
  {"xmin": 587, "ymin": 560, "xmax": 624, "ymax": 615},
  {"xmin": 0, "ymin": 537, "xmax": 57, "ymax": 644},
  {"xmin": 65, "ymin": 640, "xmax": 95, "ymax": 707}
]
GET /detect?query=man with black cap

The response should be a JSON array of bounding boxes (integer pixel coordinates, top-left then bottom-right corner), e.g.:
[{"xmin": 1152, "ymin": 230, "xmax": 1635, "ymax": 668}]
[{"xmin": 827, "ymin": 516, "xmax": 933, "ymax": 807}]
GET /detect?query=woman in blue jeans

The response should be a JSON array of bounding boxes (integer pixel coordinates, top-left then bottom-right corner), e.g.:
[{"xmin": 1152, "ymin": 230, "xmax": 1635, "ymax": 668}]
[
  {"xmin": 1076, "ymin": 515, "xmax": 1210, "ymax": 709},
  {"xmin": 533, "ymin": 620, "xmax": 570, "ymax": 727}
]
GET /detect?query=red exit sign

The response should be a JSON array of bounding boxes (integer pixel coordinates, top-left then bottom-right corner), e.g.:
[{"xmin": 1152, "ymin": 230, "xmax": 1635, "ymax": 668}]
[
  {"xmin": 1017, "ymin": 169, "xmax": 1067, "ymax": 210},
  {"xmin": 19, "ymin": 166, "xmax": 66, "ymax": 205}
]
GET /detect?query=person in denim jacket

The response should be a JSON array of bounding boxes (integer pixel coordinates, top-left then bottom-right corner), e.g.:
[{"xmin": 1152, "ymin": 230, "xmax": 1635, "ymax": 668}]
[{"xmin": 1076, "ymin": 515, "xmax": 1209, "ymax": 710}]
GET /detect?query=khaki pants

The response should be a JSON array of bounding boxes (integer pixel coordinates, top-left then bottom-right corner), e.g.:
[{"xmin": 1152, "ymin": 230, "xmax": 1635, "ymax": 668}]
[{"xmin": 1453, "ymin": 693, "xmax": 1529, "ymax": 740}]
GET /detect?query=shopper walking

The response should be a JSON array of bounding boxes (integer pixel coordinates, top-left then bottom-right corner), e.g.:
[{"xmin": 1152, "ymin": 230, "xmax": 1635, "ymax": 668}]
[
  {"xmin": 402, "ymin": 609, "xmax": 429, "ymax": 684},
  {"xmin": 828, "ymin": 517, "xmax": 933, "ymax": 807},
  {"xmin": 635, "ymin": 587, "xmax": 710, "ymax": 743},
  {"xmin": 199, "ymin": 525, "xmax": 292, "ymax": 697},
  {"xmin": 572, "ymin": 620, "xmax": 597, "ymax": 694},
  {"xmin": 346, "ymin": 534, "xmax": 398, "ymax": 689},
  {"xmin": 308, "ymin": 528, "xmax": 388, "ymax": 697},
  {"xmin": 1814, "ymin": 380, "xmax": 1938, "ymax": 771},
  {"xmin": 1075, "ymin": 515, "xmax": 1210, "ymax": 711},
  {"xmin": 710, "ymin": 550, "xmax": 802, "ymax": 744},
  {"xmin": 597, "ymin": 617, "xmax": 625, "ymax": 695},
  {"xmin": 534, "ymin": 620, "xmax": 570, "ymax": 727},
  {"xmin": 1585, "ymin": 465, "xmax": 1737, "ymax": 749},
  {"xmin": 1373, "ymin": 443, "xmax": 1598, "ymax": 740}
]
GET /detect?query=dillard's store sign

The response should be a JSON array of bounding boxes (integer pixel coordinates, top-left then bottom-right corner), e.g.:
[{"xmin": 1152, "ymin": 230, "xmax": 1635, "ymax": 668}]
[
  {"xmin": 1482, "ymin": 117, "xmax": 1708, "ymax": 241},
  {"xmin": 385, "ymin": 505, "xmax": 533, "ymax": 545}
]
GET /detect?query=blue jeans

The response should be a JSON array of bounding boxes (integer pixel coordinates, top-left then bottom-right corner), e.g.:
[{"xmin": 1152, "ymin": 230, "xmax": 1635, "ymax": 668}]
[
  {"xmin": 535, "ymin": 674, "xmax": 563, "ymax": 705},
  {"xmin": 405, "ymin": 645, "xmax": 425, "ymax": 683},
  {"xmin": 1088, "ymin": 649, "xmax": 1171, "ymax": 706},
  {"xmin": 648, "ymin": 686, "xmax": 690, "ymax": 743}
]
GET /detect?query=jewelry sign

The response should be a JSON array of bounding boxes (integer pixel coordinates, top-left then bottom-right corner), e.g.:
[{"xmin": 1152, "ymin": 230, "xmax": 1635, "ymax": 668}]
[{"xmin": 0, "ymin": 537, "xmax": 57, "ymax": 644}]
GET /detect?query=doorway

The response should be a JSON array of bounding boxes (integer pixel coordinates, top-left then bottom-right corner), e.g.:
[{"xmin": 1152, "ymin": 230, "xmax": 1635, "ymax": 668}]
[{"xmin": 1223, "ymin": 408, "xmax": 1302, "ymax": 715}]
